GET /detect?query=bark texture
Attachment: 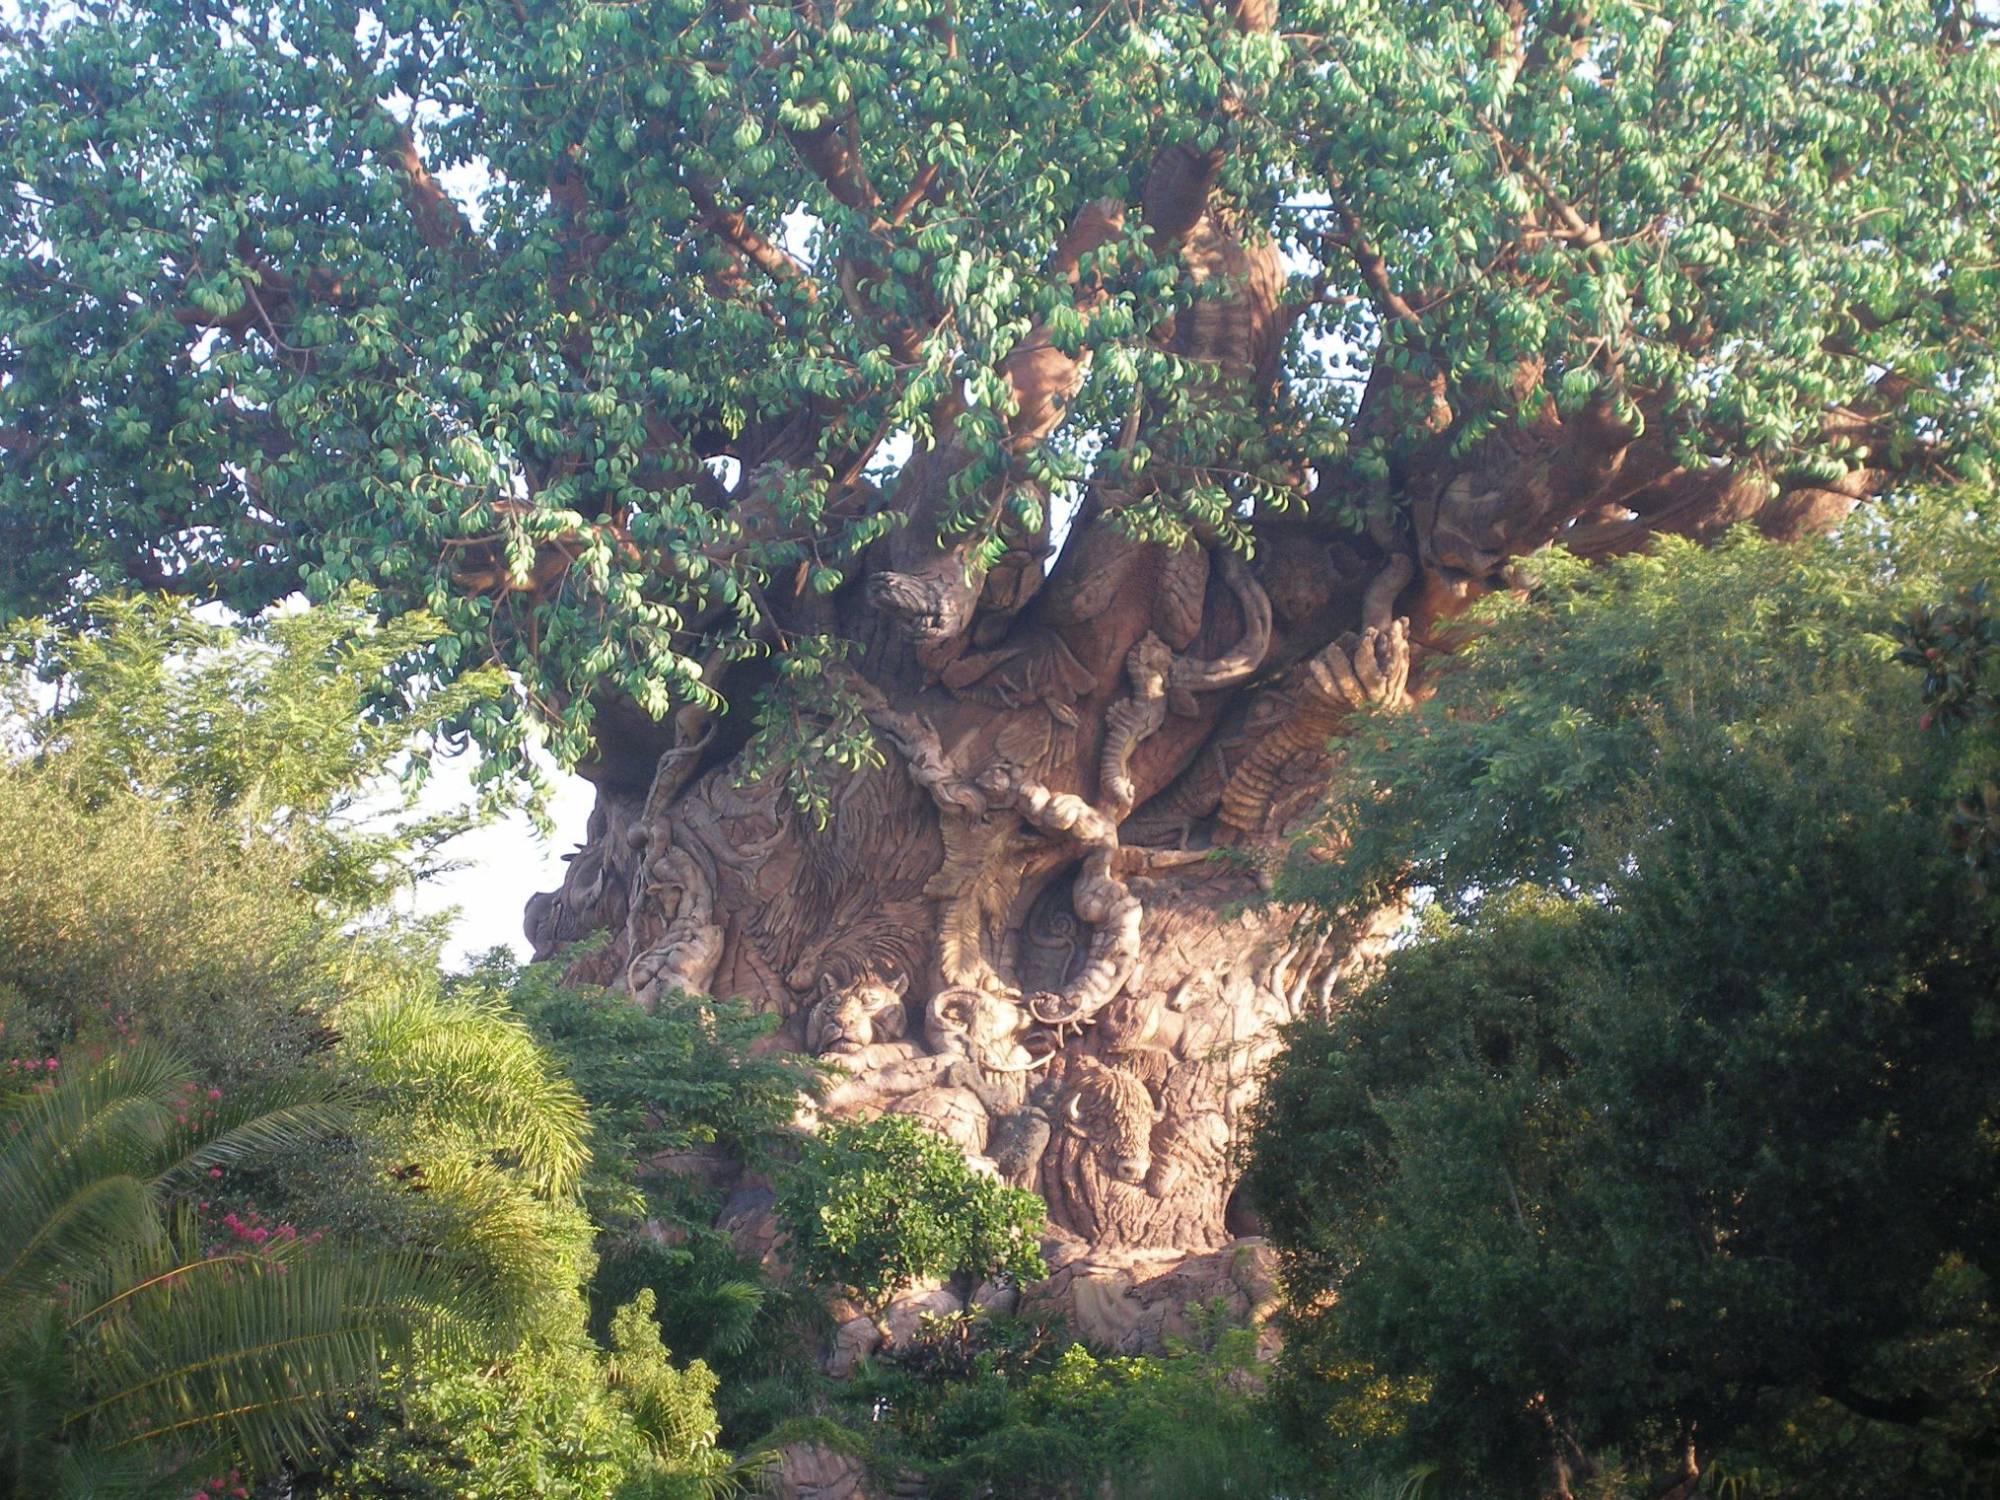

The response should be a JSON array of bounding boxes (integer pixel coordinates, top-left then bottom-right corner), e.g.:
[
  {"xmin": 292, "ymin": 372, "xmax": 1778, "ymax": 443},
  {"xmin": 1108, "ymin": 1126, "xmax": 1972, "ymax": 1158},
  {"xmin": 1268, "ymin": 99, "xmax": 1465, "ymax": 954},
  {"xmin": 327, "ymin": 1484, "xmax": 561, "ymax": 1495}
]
[{"xmin": 518, "ymin": 0, "xmax": 1878, "ymax": 1328}]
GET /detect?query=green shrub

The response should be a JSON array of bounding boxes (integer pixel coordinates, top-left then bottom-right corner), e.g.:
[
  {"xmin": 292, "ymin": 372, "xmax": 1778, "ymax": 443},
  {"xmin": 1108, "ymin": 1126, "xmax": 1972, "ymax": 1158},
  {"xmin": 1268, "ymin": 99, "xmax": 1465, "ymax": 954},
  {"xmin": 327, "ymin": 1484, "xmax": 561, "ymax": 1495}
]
[
  {"xmin": 776, "ymin": 1115, "xmax": 1046, "ymax": 1307},
  {"xmin": 1253, "ymin": 514, "xmax": 2000, "ymax": 1496}
]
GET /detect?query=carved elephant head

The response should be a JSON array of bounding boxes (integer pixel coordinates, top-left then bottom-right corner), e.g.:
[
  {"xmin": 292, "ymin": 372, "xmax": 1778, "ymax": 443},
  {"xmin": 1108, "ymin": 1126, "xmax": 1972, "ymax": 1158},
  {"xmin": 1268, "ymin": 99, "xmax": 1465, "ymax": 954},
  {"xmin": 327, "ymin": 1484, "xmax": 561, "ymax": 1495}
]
[{"xmin": 805, "ymin": 972, "xmax": 910, "ymax": 1058}]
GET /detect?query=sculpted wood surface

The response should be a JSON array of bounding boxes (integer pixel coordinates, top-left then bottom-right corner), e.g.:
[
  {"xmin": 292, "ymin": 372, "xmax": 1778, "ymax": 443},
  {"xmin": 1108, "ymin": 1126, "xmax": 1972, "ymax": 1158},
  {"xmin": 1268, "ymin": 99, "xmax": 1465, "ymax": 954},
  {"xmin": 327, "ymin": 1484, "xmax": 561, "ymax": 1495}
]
[{"xmin": 515, "ymin": 0, "xmax": 1878, "ymax": 1343}]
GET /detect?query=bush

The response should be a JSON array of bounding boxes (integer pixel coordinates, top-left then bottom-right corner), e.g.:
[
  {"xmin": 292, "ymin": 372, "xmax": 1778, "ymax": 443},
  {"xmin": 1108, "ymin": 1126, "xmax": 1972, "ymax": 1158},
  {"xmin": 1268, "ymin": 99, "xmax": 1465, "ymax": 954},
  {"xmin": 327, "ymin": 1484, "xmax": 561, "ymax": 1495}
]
[
  {"xmin": 776, "ymin": 1115, "xmax": 1046, "ymax": 1307},
  {"xmin": 1252, "ymin": 514, "xmax": 2000, "ymax": 1496}
]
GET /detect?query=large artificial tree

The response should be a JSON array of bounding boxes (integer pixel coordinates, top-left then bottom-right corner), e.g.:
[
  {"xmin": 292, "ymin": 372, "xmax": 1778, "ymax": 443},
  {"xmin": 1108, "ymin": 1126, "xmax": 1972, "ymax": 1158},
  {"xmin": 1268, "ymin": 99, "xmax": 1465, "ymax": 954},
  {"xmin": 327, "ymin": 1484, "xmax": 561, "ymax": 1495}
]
[{"xmin": 4, "ymin": 0, "xmax": 1996, "ymax": 1299}]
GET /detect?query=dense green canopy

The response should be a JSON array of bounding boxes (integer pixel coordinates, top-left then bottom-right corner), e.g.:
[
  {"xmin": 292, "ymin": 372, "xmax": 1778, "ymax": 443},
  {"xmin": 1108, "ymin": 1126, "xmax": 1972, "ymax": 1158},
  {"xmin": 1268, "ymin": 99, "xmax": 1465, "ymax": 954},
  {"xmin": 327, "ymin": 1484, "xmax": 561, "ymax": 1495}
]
[
  {"xmin": 4, "ymin": 1, "xmax": 1994, "ymax": 764},
  {"xmin": 1248, "ymin": 511, "xmax": 2000, "ymax": 1495}
]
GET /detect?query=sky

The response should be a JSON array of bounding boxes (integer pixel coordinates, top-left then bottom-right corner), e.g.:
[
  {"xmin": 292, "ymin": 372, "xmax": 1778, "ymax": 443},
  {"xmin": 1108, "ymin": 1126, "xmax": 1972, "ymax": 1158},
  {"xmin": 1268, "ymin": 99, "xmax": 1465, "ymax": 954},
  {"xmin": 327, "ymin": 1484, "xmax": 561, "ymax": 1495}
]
[{"xmin": 403, "ymin": 755, "xmax": 597, "ymax": 967}]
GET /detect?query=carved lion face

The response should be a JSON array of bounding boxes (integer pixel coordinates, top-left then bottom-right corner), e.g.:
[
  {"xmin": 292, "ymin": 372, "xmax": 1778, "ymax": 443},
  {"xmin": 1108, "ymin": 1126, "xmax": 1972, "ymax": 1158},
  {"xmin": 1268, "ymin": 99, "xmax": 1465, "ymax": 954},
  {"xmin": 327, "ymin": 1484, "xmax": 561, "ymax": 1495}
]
[{"xmin": 805, "ymin": 973, "xmax": 910, "ymax": 1057}]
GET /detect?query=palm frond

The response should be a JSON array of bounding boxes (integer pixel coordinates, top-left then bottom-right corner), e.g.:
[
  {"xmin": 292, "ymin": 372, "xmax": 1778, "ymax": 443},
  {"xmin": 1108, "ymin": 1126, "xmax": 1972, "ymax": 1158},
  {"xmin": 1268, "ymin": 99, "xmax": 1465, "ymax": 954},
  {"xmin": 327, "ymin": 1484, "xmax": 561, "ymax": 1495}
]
[
  {"xmin": 399, "ymin": 1155, "xmax": 590, "ymax": 1323},
  {"xmin": 0, "ymin": 1043, "xmax": 193, "ymax": 1311},
  {"xmin": 77, "ymin": 1246, "xmax": 478, "ymax": 1475},
  {"xmin": 1, "ymin": 1046, "xmax": 488, "ymax": 1492},
  {"xmin": 340, "ymin": 990, "xmax": 591, "ymax": 1199},
  {"xmin": 156, "ymin": 1089, "xmax": 354, "ymax": 1189}
]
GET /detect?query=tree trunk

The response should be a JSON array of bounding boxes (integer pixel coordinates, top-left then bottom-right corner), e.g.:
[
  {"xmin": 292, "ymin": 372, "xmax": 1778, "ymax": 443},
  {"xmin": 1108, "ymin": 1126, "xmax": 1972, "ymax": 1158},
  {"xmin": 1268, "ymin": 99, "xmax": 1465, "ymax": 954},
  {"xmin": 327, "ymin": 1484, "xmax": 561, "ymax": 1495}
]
[{"xmin": 525, "ymin": 500, "xmax": 1411, "ymax": 1277}]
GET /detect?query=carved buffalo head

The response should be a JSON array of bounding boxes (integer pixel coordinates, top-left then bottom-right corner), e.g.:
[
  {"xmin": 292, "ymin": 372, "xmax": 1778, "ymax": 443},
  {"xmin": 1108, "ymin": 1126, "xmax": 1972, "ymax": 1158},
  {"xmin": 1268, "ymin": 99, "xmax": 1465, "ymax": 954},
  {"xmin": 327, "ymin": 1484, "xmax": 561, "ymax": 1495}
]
[{"xmin": 1060, "ymin": 1056, "xmax": 1164, "ymax": 1192}]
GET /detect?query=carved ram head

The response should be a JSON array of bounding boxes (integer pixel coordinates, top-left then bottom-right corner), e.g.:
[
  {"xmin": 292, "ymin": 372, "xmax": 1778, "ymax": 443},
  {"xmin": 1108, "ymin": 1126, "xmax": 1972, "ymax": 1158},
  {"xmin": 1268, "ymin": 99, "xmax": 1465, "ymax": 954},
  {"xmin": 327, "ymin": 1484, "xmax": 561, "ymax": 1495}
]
[{"xmin": 925, "ymin": 986, "xmax": 1051, "ymax": 1073}]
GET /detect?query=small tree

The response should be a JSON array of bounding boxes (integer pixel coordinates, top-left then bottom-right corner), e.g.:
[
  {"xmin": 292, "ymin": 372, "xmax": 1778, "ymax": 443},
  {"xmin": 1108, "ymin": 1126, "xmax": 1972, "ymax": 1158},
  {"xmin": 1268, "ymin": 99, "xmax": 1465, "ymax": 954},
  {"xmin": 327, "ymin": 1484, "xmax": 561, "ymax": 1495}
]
[{"xmin": 777, "ymin": 1115, "xmax": 1045, "ymax": 1309}]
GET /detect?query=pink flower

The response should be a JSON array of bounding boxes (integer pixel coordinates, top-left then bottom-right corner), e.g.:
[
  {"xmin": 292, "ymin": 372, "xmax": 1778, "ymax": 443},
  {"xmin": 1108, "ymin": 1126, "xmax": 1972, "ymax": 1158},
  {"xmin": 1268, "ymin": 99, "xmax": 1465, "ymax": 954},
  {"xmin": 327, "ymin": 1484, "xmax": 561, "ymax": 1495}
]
[
  {"xmin": 209, "ymin": 1167, "xmax": 223, "ymax": 1179},
  {"xmin": 207, "ymin": 1088, "xmax": 221, "ymax": 1100}
]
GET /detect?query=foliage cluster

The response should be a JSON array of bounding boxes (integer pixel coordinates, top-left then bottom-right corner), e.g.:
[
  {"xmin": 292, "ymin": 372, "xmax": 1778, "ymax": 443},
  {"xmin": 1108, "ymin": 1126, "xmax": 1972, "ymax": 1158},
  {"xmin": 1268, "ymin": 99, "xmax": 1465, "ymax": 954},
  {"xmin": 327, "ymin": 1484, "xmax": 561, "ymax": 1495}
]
[
  {"xmin": 877, "ymin": 1309, "xmax": 1298, "ymax": 1500},
  {"xmin": 0, "ymin": 602, "xmax": 749, "ymax": 1498},
  {"xmin": 736, "ymin": 1301, "xmax": 1309, "ymax": 1500},
  {"xmin": 775, "ymin": 1113, "xmax": 1047, "ymax": 1307},
  {"xmin": 0, "ymin": 1044, "xmax": 474, "ymax": 1500},
  {"xmin": 2, "ymin": 1, "xmax": 1993, "ymax": 772},
  {"xmin": 1252, "ymin": 507, "xmax": 2000, "ymax": 1497}
]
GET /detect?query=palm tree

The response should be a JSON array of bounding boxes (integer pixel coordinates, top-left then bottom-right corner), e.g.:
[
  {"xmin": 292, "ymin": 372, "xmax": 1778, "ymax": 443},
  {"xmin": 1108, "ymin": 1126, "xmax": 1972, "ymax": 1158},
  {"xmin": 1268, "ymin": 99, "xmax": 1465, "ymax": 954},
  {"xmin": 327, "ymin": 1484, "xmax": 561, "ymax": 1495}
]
[{"xmin": 0, "ymin": 1043, "xmax": 479, "ymax": 1497}]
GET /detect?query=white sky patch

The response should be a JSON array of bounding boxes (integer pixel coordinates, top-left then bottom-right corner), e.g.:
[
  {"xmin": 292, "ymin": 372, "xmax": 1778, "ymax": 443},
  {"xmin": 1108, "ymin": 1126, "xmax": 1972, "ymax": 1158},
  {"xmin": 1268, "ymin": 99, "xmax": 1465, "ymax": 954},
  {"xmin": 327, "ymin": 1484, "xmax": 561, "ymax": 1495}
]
[{"xmin": 406, "ymin": 759, "xmax": 595, "ymax": 967}]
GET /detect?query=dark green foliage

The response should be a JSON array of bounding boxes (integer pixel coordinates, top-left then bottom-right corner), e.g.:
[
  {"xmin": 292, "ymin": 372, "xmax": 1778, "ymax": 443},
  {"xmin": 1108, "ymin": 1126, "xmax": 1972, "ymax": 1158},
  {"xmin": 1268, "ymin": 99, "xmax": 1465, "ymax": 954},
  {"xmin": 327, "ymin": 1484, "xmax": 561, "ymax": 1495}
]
[
  {"xmin": 1897, "ymin": 581, "xmax": 2000, "ymax": 893},
  {"xmin": 776, "ymin": 1114, "xmax": 1046, "ymax": 1306},
  {"xmin": 486, "ymin": 950, "xmax": 811, "ymax": 1221},
  {"xmin": 4, "ymin": 2, "xmax": 1993, "ymax": 772},
  {"xmin": 478, "ymin": 950, "xmax": 825, "ymax": 1419},
  {"xmin": 1284, "ymin": 514, "xmax": 1993, "ymax": 921},
  {"xmin": 820, "ymin": 1307, "xmax": 1302, "ymax": 1500},
  {"xmin": 1252, "ymin": 514, "xmax": 2000, "ymax": 1495}
]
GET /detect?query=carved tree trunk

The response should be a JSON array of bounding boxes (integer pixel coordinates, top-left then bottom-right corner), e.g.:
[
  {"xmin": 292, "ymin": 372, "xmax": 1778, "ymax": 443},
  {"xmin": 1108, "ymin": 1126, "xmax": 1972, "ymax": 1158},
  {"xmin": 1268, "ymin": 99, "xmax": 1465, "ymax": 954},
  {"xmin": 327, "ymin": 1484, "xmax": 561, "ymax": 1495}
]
[
  {"xmin": 518, "ymin": 0, "xmax": 1872, "ymax": 1315},
  {"xmin": 525, "ymin": 488, "xmax": 1412, "ymax": 1271}
]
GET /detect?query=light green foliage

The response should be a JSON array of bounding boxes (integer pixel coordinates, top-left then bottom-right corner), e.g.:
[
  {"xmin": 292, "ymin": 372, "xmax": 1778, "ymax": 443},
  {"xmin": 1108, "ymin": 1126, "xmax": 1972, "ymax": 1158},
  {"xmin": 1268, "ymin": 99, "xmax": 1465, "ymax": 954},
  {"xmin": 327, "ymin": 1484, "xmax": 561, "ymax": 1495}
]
[
  {"xmin": 3, "ymin": 2, "xmax": 1992, "ymax": 772},
  {"xmin": 331, "ymin": 983, "xmax": 599, "ymax": 1329},
  {"xmin": 0, "ymin": 770, "xmax": 345, "ymax": 1086},
  {"xmin": 605, "ymin": 1291, "xmax": 739, "ymax": 1489},
  {"xmin": 0, "ymin": 599, "xmax": 745, "ymax": 1497},
  {"xmin": 1251, "ymin": 512, "xmax": 2000, "ymax": 1494},
  {"xmin": 777, "ymin": 1114, "xmax": 1046, "ymax": 1306},
  {"xmin": 2, "ymin": 594, "xmax": 524, "ymax": 910},
  {"xmin": 0, "ymin": 1044, "xmax": 478, "ymax": 1499},
  {"xmin": 318, "ymin": 1293, "xmax": 743, "ymax": 1500}
]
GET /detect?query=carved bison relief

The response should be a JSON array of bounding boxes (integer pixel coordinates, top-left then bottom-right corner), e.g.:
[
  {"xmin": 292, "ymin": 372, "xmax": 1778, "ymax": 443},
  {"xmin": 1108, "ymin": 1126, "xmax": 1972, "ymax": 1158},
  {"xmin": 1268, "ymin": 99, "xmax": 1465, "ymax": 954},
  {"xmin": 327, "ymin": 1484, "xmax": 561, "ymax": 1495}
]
[
  {"xmin": 1038, "ymin": 1054, "xmax": 1234, "ymax": 1254},
  {"xmin": 1060, "ymin": 1056, "xmax": 1163, "ymax": 1190}
]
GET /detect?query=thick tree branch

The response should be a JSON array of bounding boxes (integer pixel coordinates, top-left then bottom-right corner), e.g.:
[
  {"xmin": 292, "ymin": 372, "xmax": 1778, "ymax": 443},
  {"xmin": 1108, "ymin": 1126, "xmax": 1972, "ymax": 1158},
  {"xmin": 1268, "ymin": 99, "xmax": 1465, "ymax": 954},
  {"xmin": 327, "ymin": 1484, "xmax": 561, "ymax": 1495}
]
[{"xmin": 378, "ymin": 110, "xmax": 481, "ymax": 264}]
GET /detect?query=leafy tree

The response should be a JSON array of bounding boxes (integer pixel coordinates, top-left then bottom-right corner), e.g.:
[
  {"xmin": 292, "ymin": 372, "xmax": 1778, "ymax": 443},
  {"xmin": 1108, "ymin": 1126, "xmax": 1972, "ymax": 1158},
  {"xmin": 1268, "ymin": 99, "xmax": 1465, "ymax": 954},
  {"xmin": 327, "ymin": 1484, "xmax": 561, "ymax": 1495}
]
[
  {"xmin": 315, "ymin": 1293, "xmax": 750, "ymax": 1500},
  {"xmin": 0, "ymin": 765, "xmax": 350, "ymax": 1087},
  {"xmin": 2, "ymin": 7, "xmax": 1993, "ymax": 1194},
  {"xmin": 0, "ymin": 1043, "xmax": 477, "ymax": 1500},
  {"xmin": 487, "ymin": 950, "xmax": 810, "ymax": 1220},
  {"xmin": 1248, "ymin": 515, "xmax": 2000, "ymax": 1497},
  {"xmin": 5, "ymin": 0, "xmax": 1993, "ymax": 760},
  {"xmin": 2, "ymin": 593, "xmax": 520, "ymax": 912},
  {"xmin": 777, "ymin": 1114, "xmax": 1046, "ymax": 1308},
  {"xmin": 0, "ymin": 598, "xmax": 751, "ymax": 1498}
]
